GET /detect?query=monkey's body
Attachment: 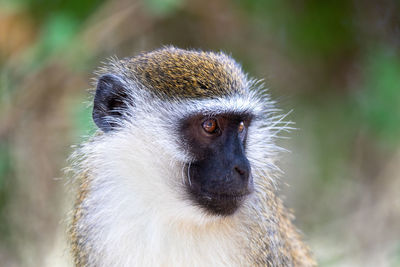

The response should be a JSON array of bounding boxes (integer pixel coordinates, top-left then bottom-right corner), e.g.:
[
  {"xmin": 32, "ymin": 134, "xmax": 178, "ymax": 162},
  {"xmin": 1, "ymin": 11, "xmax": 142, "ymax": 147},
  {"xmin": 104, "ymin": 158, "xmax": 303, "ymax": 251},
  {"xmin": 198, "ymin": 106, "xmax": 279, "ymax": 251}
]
[{"xmin": 69, "ymin": 47, "xmax": 315, "ymax": 266}]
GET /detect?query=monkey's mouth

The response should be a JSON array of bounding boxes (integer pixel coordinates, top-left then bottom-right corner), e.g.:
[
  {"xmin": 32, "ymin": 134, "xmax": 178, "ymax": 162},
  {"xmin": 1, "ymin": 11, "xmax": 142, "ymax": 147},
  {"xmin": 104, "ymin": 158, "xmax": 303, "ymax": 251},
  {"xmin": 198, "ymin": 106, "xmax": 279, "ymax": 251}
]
[
  {"xmin": 200, "ymin": 189, "xmax": 251, "ymax": 202},
  {"xmin": 188, "ymin": 187, "xmax": 252, "ymax": 216}
]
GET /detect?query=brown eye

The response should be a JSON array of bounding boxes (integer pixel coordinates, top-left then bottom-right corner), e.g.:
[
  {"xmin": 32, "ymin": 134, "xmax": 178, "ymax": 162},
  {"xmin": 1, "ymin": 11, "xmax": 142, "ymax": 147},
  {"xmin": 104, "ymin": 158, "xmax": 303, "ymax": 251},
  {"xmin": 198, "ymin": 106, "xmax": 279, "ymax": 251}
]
[
  {"xmin": 238, "ymin": 121, "xmax": 245, "ymax": 133},
  {"xmin": 202, "ymin": 119, "xmax": 218, "ymax": 134}
]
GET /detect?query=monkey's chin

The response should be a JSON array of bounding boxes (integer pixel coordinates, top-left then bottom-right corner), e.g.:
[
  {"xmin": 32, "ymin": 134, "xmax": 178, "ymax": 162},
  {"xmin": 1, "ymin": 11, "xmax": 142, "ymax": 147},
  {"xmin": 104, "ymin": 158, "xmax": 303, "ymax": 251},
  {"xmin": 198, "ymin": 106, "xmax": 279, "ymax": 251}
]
[{"xmin": 194, "ymin": 189, "xmax": 252, "ymax": 216}]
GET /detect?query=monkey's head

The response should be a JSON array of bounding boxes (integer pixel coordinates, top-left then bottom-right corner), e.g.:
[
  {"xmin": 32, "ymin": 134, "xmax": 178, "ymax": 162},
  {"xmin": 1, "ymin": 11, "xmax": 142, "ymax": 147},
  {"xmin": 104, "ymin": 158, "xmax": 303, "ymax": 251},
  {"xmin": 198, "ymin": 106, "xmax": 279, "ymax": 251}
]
[{"xmin": 90, "ymin": 47, "xmax": 281, "ymax": 221}]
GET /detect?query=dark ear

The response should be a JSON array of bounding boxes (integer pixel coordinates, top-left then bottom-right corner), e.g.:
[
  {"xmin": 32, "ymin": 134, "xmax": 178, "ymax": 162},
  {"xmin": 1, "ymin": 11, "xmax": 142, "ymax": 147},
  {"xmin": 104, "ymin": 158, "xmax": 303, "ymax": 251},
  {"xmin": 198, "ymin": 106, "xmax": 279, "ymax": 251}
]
[{"xmin": 93, "ymin": 74, "xmax": 129, "ymax": 132}]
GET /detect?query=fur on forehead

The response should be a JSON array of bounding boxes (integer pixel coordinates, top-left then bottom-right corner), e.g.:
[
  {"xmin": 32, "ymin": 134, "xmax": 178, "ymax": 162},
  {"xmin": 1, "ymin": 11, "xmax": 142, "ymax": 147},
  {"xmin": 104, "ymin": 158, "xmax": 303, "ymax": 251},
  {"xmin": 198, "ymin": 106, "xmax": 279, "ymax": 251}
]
[
  {"xmin": 96, "ymin": 46, "xmax": 248, "ymax": 100},
  {"xmin": 114, "ymin": 77, "xmax": 268, "ymax": 124}
]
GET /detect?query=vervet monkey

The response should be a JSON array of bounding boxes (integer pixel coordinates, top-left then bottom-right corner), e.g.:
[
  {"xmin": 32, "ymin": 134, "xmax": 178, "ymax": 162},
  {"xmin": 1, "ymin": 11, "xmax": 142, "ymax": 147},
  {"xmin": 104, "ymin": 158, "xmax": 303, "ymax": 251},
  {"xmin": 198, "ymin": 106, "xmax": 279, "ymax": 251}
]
[{"xmin": 69, "ymin": 47, "xmax": 315, "ymax": 266}]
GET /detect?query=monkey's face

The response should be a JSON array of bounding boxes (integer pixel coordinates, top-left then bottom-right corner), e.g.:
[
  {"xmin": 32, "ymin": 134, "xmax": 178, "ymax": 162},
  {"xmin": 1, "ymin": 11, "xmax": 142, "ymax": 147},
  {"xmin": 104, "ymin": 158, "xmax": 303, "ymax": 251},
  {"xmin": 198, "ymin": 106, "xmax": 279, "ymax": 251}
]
[
  {"xmin": 92, "ymin": 69, "xmax": 278, "ymax": 222},
  {"xmin": 180, "ymin": 113, "xmax": 253, "ymax": 216}
]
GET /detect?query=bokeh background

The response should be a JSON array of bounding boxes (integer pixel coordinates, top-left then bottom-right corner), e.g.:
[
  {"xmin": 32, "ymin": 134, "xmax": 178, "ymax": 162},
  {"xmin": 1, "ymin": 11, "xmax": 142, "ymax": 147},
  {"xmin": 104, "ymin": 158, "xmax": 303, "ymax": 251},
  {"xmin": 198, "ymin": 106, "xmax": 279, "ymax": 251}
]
[{"xmin": 1, "ymin": 0, "xmax": 399, "ymax": 266}]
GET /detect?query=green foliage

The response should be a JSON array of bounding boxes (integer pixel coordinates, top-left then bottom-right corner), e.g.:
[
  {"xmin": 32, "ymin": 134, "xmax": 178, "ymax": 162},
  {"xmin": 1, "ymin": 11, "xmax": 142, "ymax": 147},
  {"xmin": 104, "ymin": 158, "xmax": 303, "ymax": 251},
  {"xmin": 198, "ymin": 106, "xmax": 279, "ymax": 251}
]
[
  {"xmin": 0, "ymin": 71, "xmax": 13, "ymax": 104},
  {"xmin": 35, "ymin": 13, "xmax": 79, "ymax": 60},
  {"xmin": 0, "ymin": 143, "xmax": 14, "ymax": 241},
  {"xmin": 144, "ymin": 0, "xmax": 183, "ymax": 16},
  {"xmin": 0, "ymin": 145, "xmax": 11, "ymax": 192},
  {"xmin": 26, "ymin": 0, "xmax": 105, "ymax": 24},
  {"xmin": 234, "ymin": 0, "xmax": 355, "ymax": 58},
  {"xmin": 358, "ymin": 46, "xmax": 400, "ymax": 145}
]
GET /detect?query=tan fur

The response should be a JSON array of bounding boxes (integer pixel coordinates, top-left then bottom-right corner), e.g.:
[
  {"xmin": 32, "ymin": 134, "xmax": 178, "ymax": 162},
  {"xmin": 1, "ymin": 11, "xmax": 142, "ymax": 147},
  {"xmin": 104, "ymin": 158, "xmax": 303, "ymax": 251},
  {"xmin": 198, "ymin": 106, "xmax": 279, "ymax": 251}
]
[
  {"xmin": 70, "ymin": 172, "xmax": 90, "ymax": 267},
  {"xmin": 244, "ymin": 182, "xmax": 316, "ymax": 266}
]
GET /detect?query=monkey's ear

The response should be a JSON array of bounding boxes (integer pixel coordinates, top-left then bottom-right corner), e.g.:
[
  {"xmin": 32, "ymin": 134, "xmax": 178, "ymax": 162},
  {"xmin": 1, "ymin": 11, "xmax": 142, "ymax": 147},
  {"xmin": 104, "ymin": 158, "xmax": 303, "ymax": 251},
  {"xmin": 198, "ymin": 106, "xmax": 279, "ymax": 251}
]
[{"xmin": 93, "ymin": 74, "xmax": 129, "ymax": 132}]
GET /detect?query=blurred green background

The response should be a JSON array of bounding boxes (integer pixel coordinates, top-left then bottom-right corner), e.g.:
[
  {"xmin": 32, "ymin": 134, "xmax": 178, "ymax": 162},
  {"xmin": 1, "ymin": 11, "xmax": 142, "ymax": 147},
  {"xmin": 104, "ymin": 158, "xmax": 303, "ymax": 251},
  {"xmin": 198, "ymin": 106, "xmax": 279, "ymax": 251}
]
[{"xmin": 0, "ymin": 0, "xmax": 399, "ymax": 266}]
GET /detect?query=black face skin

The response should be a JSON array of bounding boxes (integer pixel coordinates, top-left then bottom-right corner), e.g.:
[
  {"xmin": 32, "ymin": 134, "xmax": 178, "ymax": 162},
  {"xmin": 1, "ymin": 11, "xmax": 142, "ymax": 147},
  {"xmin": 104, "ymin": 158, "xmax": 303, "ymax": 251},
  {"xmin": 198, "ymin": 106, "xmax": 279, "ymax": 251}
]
[{"xmin": 180, "ymin": 113, "xmax": 253, "ymax": 216}]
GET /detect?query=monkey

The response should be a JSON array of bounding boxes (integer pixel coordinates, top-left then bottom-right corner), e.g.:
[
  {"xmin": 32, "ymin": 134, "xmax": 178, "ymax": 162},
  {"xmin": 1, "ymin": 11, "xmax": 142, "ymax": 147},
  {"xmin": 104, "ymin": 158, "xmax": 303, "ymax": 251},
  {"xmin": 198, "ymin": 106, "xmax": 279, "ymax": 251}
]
[{"xmin": 68, "ymin": 46, "xmax": 316, "ymax": 266}]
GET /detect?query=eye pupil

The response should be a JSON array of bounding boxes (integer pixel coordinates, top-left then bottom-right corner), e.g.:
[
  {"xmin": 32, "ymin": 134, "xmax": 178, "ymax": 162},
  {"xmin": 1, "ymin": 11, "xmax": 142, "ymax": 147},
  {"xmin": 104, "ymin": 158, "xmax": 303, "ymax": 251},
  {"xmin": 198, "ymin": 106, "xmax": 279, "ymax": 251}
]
[
  {"xmin": 202, "ymin": 119, "xmax": 217, "ymax": 133},
  {"xmin": 238, "ymin": 121, "xmax": 245, "ymax": 133}
]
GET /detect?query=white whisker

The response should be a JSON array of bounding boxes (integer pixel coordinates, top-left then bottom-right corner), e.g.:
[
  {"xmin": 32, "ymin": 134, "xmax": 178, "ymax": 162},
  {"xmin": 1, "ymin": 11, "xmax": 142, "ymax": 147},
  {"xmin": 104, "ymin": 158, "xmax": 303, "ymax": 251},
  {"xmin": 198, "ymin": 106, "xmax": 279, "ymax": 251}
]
[{"xmin": 187, "ymin": 162, "xmax": 192, "ymax": 187}]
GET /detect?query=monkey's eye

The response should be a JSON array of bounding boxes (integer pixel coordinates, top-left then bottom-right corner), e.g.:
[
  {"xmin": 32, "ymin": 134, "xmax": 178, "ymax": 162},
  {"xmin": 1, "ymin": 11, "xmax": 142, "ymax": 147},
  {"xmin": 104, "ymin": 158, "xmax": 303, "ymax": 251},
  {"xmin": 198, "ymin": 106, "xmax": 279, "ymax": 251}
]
[
  {"xmin": 202, "ymin": 118, "xmax": 218, "ymax": 134},
  {"xmin": 238, "ymin": 121, "xmax": 245, "ymax": 133}
]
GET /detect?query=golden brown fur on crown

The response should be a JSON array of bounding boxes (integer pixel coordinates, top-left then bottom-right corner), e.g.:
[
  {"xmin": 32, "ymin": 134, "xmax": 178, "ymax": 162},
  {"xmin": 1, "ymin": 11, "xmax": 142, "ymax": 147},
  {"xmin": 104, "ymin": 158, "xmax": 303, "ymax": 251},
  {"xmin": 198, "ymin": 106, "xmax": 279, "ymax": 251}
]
[{"xmin": 118, "ymin": 46, "xmax": 247, "ymax": 99}]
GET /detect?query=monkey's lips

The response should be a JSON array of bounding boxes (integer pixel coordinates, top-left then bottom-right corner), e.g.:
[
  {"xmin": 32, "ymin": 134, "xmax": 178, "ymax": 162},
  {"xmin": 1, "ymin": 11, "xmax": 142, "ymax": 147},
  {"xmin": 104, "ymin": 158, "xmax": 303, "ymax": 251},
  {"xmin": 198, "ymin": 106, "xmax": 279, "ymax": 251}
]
[
  {"xmin": 200, "ymin": 189, "xmax": 251, "ymax": 202},
  {"xmin": 190, "ymin": 187, "xmax": 253, "ymax": 216}
]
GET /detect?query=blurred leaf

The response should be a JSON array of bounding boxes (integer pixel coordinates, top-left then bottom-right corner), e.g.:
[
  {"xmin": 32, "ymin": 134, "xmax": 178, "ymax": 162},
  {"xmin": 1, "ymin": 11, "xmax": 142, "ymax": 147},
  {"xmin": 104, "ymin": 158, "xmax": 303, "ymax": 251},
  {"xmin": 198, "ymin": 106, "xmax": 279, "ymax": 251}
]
[
  {"xmin": 17, "ymin": 13, "xmax": 80, "ymax": 72},
  {"xmin": 287, "ymin": 2, "xmax": 353, "ymax": 56},
  {"xmin": 144, "ymin": 0, "xmax": 183, "ymax": 16},
  {"xmin": 26, "ymin": 0, "xmax": 105, "ymax": 23},
  {"xmin": 0, "ymin": 70, "xmax": 13, "ymax": 104},
  {"xmin": 358, "ymin": 46, "xmax": 400, "ymax": 145},
  {"xmin": 40, "ymin": 13, "xmax": 79, "ymax": 53},
  {"xmin": 0, "ymin": 143, "xmax": 13, "ymax": 240},
  {"xmin": 234, "ymin": 0, "xmax": 355, "ymax": 58},
  {"xmin": 0, "ymin": 145, "xmax": 11, "ymax": 188}
]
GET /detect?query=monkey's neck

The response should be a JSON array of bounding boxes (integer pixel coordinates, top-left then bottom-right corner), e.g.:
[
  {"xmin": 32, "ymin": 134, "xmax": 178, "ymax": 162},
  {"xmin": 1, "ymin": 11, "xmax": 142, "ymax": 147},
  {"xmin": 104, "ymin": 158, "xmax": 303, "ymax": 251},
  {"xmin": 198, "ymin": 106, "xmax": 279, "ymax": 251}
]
[{"xmin": 76, "ymin": 174, "xmax": 248, "ymax": 267}]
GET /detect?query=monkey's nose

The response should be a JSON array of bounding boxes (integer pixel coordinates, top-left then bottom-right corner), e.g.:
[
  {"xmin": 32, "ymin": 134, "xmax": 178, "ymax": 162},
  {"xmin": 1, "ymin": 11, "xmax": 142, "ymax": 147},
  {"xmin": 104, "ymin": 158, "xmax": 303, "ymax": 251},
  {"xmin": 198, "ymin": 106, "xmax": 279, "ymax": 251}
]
[
  {"xmin": 235, "ymin": 166, "xmax": 245, "ymax": 176},
  {"xmin": 234, "ymin": 164, "xmax": 250, "ymax": 182}
]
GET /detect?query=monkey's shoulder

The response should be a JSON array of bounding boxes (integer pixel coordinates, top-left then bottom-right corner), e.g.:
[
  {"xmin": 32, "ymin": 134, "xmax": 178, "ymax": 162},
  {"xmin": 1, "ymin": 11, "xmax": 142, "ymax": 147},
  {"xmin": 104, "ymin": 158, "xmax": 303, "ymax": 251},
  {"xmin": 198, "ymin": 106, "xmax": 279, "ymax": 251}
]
[{"xmin": 244, "ymin": 188, "xmax": 316, "ymax": 266}]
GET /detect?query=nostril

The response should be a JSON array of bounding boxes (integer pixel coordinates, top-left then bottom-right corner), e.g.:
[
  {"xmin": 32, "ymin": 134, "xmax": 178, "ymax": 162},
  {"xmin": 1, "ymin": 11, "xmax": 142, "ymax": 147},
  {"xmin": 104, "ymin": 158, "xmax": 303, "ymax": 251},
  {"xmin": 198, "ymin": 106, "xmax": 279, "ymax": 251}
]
[{"xmin": 234, "ymin": 166, "xmax": 246, "ymax": 176}]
